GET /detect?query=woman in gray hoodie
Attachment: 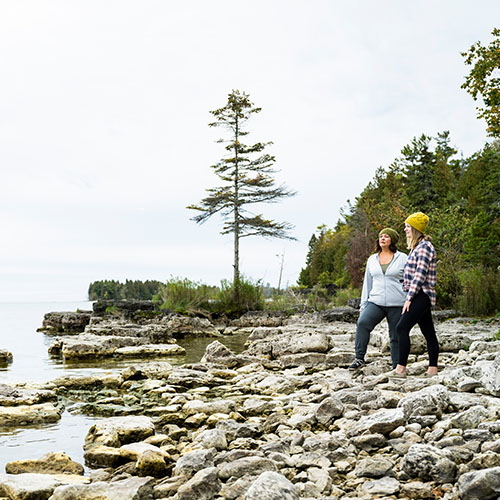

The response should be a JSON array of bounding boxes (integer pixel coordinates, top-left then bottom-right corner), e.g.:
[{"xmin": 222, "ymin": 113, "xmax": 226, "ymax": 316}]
[{"xmin": 349, "ymin": 228, "xmax": 407, "ymax": 370}]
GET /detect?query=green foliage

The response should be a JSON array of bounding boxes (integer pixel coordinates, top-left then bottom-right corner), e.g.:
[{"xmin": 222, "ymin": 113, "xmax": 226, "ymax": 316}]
[
  {"xmin": 298, "ymin": 224, "xmax": 351, "ymax": 288},
  {"xmin": 462, "ymin": 28, "xmax": 500, "ymax": 137},
  {"xmin": 88, "ymin": 280, "xmax": 164, "ymax": 301},
  {"xmin": 299, "ymin": 131, "xmax": 500, "ymax": 313},
  {"xmin": 457, "ymin": 267, "xmax": 500, "ymax": 316},
  {"xmin": 159, "ymin": 278, "xmax": 216, "ymax": 314},
  {"xmin": 214, "ymin": 277, "xmax": 264, "ymax": 316}
]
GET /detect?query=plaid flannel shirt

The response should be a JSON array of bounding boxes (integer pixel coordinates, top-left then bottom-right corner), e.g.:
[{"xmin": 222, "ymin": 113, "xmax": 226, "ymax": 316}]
[{"xmin": 403, "ymin": 239, "xmax": 437, "ymax": 306}]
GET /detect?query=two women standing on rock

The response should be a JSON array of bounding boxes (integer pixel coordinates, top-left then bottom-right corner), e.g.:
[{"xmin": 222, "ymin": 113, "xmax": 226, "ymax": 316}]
[{"xmin": 351, "ymin": 212, "xmax": 439, "ymax": 377}]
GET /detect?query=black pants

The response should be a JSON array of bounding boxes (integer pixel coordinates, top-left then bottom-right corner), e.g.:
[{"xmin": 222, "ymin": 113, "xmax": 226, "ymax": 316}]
[{"xmin": 396, "ymin": 290, "xmax": 439, "ymax": 367}]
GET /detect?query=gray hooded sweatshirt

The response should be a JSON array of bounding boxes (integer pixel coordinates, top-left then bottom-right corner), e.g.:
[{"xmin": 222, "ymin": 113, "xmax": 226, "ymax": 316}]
[{"xmin": 360, "ymin": 250, "xmax": 407, "ymax": 311}]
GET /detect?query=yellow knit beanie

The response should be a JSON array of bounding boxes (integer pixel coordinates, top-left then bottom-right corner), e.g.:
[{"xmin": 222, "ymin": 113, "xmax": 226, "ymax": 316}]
[{"xmin": 405, "ymin": 212, "xmax": 429, "ymax": 233}]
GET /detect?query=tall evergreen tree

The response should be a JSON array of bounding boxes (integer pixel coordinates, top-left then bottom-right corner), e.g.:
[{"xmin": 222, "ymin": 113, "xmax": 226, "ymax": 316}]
[{"xmin": 188, "ymin": 90, "xmax": 296, "ymax": 290}]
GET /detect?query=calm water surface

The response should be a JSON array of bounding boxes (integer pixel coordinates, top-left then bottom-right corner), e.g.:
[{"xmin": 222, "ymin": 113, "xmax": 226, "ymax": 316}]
[{"xmin": 0, "ymin": 301, "xmax": 249, "ymax": 472}]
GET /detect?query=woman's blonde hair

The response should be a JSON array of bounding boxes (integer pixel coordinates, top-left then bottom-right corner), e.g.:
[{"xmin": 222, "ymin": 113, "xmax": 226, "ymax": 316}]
[{"xmin": 407, "ymin": 225, "xmax": 432, "ymax": 250}]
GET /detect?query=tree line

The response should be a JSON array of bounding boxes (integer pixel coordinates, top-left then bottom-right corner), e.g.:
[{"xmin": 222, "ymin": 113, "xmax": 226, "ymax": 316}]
[
  {"xmin": 88, "ymin": 280, "xmax": 164, "ymax": 301},
  {"xmin": 298, "ymin": 29, "xmax": 500, "ymax": 316},
  {"xmin": 298, "ymin": 132, "xmax": 500, "ymax": 314}
]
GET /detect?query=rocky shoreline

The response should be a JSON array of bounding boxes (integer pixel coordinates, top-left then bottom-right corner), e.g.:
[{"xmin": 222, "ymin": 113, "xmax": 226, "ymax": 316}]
[{"xmin": 1, "ymin": 302, "xmax": 500, "ymax": 499}]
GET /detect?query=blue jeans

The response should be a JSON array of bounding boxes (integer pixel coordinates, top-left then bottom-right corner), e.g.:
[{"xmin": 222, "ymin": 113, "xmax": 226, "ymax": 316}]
[{"xmin": 355, "ymin": 302, "xmax": 403, "ymax": 368}]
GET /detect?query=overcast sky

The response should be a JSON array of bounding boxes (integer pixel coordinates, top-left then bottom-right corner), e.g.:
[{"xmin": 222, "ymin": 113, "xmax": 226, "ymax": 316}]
[{"xmin": 0, "ymin": 1, "xmax": 495, "ymax": 301}]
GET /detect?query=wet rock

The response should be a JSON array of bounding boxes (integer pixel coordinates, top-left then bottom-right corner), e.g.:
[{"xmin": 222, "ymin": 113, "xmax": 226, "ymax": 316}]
[
  {"xmin": 136, "ymin": 449, "xmax": 168, "ymax": 478},
  {"xmin": 174, "ymin": 466, "xmax": 220, "ymax": 500},
  {"xmin": 0, "ymin": 384, "xmax": 57, "ymax": 406},
  {"xmin": 0, "ymin": 473, "xmax": 88, "ymax": 500},
  {"xmin": 0, "ymin": 349, "xmax": 13, "ymax": 363},
  {"xmin": 49, "ymin": 476, "xmax": 155, "ymax": 500},
  {"xmin": 39, "ymin": 311, "xmax": 92, "ymax": 333},
  {"xmin": 84, "ymin": 416, "xmax": 155, "ymax": 450},
  {"xmin": 201, "ymin": 341, "xmax": 240, "ymax": 367},
  {"xmin": 457, "ymin": 466, "xmax": 500, "ymax": 500},
  {"xmin": 244, "ymin": 471, "xmax": 299, "ymax": 500},
  {"xmin": 402, "ymin": 443, "xmax": 457, "ymax": 483},
  {"xmin": 56, "ymin": 334, "xmax": 144, "ymax": 359},
  {"xmin": 0, "ymin": 403, "xmax": 61, "ymax": 426},
  {"xmin": 119, "ymin": 442, "xmax": 166, "ymax": 461},
  {"xmin": 114, "ymin": 343, "xmax": 185, "ymax": 357},
  {"xmin": 5, "ymin": 452, "xmax": 84, "ymax": 475},
  {"xmin": 83, "ymin": 445, "xmax": 125, "ymax": 468}
]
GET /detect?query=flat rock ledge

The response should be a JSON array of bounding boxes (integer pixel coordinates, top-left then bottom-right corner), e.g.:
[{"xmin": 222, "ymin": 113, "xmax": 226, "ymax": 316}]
[{"xmin": 2, "ymin": 315, "xmax": 500, "ymax": 499}]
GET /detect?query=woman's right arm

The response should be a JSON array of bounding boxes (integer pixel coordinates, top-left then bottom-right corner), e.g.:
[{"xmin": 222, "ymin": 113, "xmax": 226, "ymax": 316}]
[{"xmin": 360, "ymin": 257, "xmax": 373, "ymax": 311}]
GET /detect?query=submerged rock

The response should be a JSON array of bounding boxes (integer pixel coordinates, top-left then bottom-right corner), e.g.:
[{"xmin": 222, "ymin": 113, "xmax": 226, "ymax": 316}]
[
  {"xmin": 5, "ymin": 452, "xmax": 84, "ymax": 475},
  {"xmin": 0, "ymin": 402, "xmax": 61, "ymax": 426},
  {"xmin": 0, "ymin": 349, "xmax": 13, "ymax": 363}
]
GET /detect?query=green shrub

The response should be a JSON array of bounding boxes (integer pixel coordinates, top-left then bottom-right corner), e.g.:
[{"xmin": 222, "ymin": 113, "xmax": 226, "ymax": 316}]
[
  {"xmin": 330, "ymin": 287, "xmax": 361, "ymax": 307},
  {"xmin": 457, "ymin": 266, "xmax": 500, "ymax": 316},
  {"xmin": 159, "ymin": 278, "xmax": 216, "ymax": 314},
  {"xmin": 214, "ymin": 277, "xmax": 264, "ymax": 316},
  {"xmin": 265, "ymin": 289, "xmax": 308, "ymax": 314}
]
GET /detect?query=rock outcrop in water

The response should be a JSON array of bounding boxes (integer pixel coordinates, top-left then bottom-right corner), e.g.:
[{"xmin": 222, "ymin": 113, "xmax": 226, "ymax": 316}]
[{"xmin": 1, "ymin": 310, "xmax": 500, "ymax": 499}]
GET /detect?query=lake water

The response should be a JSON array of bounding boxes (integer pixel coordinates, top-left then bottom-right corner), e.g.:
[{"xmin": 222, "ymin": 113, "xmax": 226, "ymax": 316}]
[{"xmin": 0, "ymin": 301, "xmax": 249, "ymax": 472}]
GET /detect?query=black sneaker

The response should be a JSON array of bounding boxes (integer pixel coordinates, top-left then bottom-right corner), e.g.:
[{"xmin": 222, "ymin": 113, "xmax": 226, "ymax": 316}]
[{"xmin": 348, "ymin": 358, "xmax": 365, "ymax": 370}]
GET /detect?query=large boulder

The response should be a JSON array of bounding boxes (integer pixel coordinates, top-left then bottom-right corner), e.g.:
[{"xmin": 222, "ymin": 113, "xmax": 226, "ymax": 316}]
[
  {"xmin": 173, "ymin": 449, "xmax": 215, "ymax": 478},
  {"xmin": 0, "ymin": 473, "xmax": 88, "ymax": 500},
  {"xmin": 39, "ymin": 311, "xmax": 92, "ymax": 333},
  {"xmin": 84, "ymin": 416, "xmax": 155, "ymax": 450},
  {"xmin": 49, "ymin": 476, "xmax": 155, "ymax": 500},
  {"xmin": 5, "ymin": 452, "xmax": 84, "ymax": 475},
  {"xmin": 271, "ymin": 332, "xmax": 330, "ymax": 357},
  {"xmin": 401, "ymin": 444, "xmax": 457, "ymax": 483},
  {"xmin": 0, "ymin": 403, "xmax": 61, "ymax": 427},
  {"xmin": 174, "ymin": 467, "xmax": 221, "ymax": 500},
  {"xmin": 398, "ymin": 384, "xmax": 450, "ymax": 419},
  {"xmin": 349, "ymin": 408, "xmax": 406, "ymax": 436},
  {"xmin": 458, "ymin": 466, "xmax": 500, "ymax": 500},
  {"xmin": 200, "ymin": 341, "xmax": 240, "ymax": 367},
  {"xmin": 481, "ymin": 352, "xmax": 500, "ymax": 395},
  {"xmin": 244, "ymin": 471, "xmax": 299, "ymax": 500}
]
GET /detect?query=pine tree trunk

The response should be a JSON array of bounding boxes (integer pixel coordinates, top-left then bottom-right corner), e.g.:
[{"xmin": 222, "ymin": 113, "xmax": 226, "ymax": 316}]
[{"xmin": 233, "ymin": 116, "xmax": 240, "ymax": 301}]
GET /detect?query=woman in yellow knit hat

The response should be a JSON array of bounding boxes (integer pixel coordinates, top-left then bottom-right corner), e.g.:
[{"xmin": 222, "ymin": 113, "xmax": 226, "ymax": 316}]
[{"xmin": 390, "ymin": 212, "xmax": 439, "ymax": 378}]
